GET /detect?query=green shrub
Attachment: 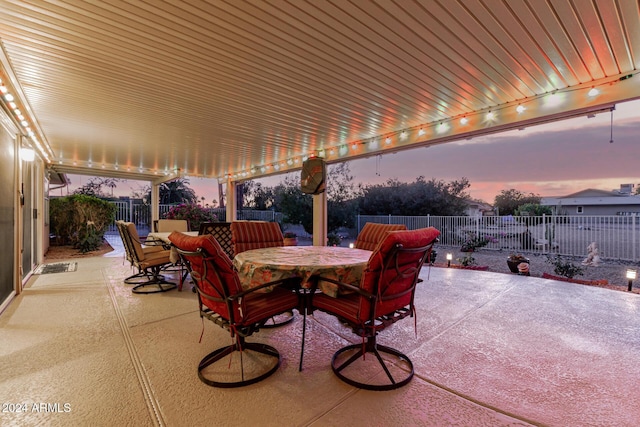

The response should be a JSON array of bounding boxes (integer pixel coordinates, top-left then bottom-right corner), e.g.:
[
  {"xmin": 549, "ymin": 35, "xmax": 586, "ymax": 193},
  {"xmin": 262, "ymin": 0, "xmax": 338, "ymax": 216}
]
[
  {"xmin": 546, "ymin": 254, "xmax": 584, "ymax": 279},
  {"xmin": 50, "ymin": 195, "xmax": 116, "ymax": 252},
  {"xmin": 164, "ymin": 203, "xmax": 217, "ymax": 231},
  {"xmin": 457, "ymin": 255, "xmax": 476, "ymax": 266}
]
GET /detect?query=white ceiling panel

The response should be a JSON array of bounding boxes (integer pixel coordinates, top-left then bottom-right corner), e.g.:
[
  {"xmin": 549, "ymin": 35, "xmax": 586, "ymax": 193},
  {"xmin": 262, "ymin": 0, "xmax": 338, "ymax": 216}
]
[{"xmin": 0, "ymin": 0, "xmax": 638, "ymax": 183}]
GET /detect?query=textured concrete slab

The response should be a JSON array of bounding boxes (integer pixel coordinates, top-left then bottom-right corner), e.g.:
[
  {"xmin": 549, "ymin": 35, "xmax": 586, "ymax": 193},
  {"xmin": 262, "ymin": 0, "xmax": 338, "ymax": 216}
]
[
  {"xmin": 411, "ymin": 269, "xmax": 640, "ymax": 427},
  {"xmin": 1, "ymin": 255, "xmax": 638, "ymax": 426}
]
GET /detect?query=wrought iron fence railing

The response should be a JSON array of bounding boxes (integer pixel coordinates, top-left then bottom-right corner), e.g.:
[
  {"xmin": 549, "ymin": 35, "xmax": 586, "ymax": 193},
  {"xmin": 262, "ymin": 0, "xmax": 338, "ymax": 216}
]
[
  {"xmin": 105, "ymin": 205, "xmax": 639, "ymax": 262},
  {"xmin": 106, "ymin": 201, "xmax": 282, "ymax": 235},
  {"xmin": 357, "ymin": 214, "xmax": 639, "ymax": 262}
]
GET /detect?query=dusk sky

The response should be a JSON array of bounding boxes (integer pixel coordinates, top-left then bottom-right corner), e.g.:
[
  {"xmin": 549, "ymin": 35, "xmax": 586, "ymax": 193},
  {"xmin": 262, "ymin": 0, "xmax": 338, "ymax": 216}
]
[{"xmin": 65, "ymin": 99, "xmax": 640, "ymax": 204}]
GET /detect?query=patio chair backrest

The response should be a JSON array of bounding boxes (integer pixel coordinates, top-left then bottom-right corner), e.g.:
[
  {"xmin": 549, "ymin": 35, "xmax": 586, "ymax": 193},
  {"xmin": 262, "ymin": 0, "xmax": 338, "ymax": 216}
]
[
  {"xmin": 124, "ymin": 222, "xmax": 148, "ymax": 262},
  {"xmin": 354, "ymin": 222, "xmax": 407, "ymax": 251},
  {"xmin": 231, "ymin": 221, "xmax": 284, "ymax": 254},
  {"xmin": 156, "ymin": 219, "xmax": 189, "ymax": 232},
  {"xmin": 199, "ymin": 222, "xmax": 234, "ymax": 259},
  {"xmin": 169, "ymin": 231, "xmax": 244, "ymax": 320}
]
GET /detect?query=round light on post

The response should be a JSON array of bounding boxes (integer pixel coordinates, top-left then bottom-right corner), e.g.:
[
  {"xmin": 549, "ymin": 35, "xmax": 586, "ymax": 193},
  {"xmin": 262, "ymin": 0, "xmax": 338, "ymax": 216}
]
[
  {"xmin": 446, "ymin": 253, "xmax": 453, "ymax": 267},
  {"xmin": 626, "ymin": 269, "xmax": 636, "ymax": 291}
]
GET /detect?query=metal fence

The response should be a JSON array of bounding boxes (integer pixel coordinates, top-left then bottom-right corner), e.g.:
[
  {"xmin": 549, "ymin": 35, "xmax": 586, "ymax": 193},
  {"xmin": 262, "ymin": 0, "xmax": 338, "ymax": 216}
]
[
  {"xmin": 357, "ymin": 214, "xmax": 639, "ymax": 262},
  {"xmin": 106, "ymin": 204, "xmax": 639, "ymax": 262},
  {"xmin": 107, "ymin": 201, "xmax": 282, "ymax": 235}
]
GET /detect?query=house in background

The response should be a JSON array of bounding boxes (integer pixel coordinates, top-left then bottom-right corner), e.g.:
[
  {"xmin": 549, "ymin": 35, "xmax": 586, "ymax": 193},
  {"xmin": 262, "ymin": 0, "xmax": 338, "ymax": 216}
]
[
  {"xmin": 464, "ymin": 199, "xmax": 495, "ymax": 217},
  {"xmin": 541, "ymin": 184, "xmax": 640, "ymax": 216}
]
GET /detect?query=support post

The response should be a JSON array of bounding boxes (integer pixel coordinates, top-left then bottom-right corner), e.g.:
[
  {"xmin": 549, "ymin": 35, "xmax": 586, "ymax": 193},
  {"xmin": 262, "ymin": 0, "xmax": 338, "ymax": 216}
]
[
  {"xmin": 312, "ymin": 192, "xmax": 327, "ymax": 246},
  {"xmin": 225, "ymin": 180, "xmax": 237, "ymax": 222},
  {"xmin": 151, "ymin": 183, "xmax": 159, "ymax": 225}
]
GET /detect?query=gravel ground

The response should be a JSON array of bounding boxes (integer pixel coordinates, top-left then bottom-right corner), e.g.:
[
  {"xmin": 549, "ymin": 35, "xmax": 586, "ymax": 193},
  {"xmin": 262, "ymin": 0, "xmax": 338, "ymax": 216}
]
[{"xmin": 436, "ymin": 248, "xmax": 640, "ymax": 294}]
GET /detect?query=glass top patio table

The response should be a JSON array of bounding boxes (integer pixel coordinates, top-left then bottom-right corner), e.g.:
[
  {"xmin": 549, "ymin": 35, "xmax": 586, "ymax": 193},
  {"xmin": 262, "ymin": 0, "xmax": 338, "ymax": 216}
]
[{"xmin": 233, "ymin": 246, "xmax": 372, "ymax": 297}]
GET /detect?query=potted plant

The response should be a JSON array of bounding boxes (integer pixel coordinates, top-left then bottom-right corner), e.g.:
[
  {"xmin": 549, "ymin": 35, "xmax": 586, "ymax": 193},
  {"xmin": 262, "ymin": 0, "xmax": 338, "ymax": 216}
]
[
  {"xmin": 283, "ymin": 231, "xmax": 298, "ymax": 246},
  {"xmin": 428, "ymin": 248, "xmax": 437, "ymax": 265},
  {"xmin": 507, "ymin": 254, "xmax": 529, "ymax": 274},
  {"xmin": 327, "ymin": 233, "xmax": 341, "ymax": 246}
]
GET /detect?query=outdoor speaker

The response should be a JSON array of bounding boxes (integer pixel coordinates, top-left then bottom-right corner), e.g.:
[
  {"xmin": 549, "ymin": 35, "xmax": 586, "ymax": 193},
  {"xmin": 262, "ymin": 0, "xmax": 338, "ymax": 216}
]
[{"xmin": 301, "ymin": 157, "xmax": 326, "ymax": 195}]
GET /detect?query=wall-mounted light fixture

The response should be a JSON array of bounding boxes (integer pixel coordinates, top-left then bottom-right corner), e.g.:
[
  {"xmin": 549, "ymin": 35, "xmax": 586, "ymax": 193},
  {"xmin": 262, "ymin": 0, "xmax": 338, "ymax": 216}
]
[{"xmin": 20, "ymin": 147, "xmax": 35, "ymax": 161}]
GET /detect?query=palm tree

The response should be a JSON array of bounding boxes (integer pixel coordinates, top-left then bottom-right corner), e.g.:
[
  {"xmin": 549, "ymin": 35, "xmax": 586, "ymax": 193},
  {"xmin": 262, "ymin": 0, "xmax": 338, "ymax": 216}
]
[{"xmin": 159, "ymin": 178, "xmax": 198, "ymax": 204}]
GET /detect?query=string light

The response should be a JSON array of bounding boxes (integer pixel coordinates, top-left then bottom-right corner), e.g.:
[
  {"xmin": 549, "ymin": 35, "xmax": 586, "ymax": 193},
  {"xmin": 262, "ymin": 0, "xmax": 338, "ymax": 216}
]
[
  {"xmin": 228, "ymin": 80, "xmax": 621, "ymax": 180},
  {"xmin": 26, "ymin": 70, "xmax": 633, "ymax": 182}
]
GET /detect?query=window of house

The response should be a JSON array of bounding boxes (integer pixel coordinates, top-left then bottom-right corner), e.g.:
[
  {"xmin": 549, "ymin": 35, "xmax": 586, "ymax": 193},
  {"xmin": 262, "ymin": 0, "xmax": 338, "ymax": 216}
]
[{"xmin": 576, "ymin": 206, "xmax": 584, "ymax": 214}]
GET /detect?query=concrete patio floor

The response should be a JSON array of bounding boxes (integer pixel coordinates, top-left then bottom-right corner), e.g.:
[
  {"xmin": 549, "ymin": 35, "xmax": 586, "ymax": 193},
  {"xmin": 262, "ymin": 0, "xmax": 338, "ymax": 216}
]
[{"xmin": 0, "ymin": 240, "xmax": 638, "ymax": 426}]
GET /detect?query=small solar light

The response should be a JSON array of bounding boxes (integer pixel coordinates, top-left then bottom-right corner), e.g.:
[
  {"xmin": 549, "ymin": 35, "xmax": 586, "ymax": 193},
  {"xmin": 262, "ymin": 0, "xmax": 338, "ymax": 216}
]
[
  {"xmin": 626, "ymin": 269, "xmax": 636, "ymax": 292},
  {"xmin": 446, "ymin": 253, "xmax": 453, "ymax": 267},
  {"xmin": 349, "ymin": 243, "xmax": 354, "ymax": 249}
]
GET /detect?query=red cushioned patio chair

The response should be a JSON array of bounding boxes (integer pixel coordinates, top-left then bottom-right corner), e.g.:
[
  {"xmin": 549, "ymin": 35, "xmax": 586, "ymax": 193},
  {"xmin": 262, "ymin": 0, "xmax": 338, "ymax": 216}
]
[
  {"xmin": 169, "ymin": 231, "xmax": 300, "ymax": 388},
  {"xmin": 354, "ymin": 222, "xmax": 408, "ymax": 251},
  {"xmin": 230, "ymin": 221, "xmax": 294, "ymax": 327},
  {"xmin": 310, "ymin": 227, "xmax": 440, "ymax": 390}
]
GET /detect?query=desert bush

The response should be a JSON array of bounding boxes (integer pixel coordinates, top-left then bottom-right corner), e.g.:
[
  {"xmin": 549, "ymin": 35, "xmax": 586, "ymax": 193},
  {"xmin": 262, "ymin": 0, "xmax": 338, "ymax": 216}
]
[
  {"xmin": 546, "ymin": 254, "xmax": 584, "ymax": 279},
  {"xmin": 457, "ymin": 255, "xmax": 476, "ymax": 266}
]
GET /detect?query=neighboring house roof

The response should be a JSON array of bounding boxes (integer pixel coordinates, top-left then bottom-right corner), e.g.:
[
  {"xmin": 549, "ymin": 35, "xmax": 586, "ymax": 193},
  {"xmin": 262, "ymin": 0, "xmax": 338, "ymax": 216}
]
[
  {"xmin": 464, "ymin": 199, "xmax": 493, "ymax": 211},
  {"xmin": 48, "ymin": 171, "xmax": 69, "ymax": 186},
  {"xmin": 542, "ymin": 189, "xmax": 640, "ymax": 207},
  {"xmin": 562, "ymin": 188, "xmax": 628, "ymax": 198}
]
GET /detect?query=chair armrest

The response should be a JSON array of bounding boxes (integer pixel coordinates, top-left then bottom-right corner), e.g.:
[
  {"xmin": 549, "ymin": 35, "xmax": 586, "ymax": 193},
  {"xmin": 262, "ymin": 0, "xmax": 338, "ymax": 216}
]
[
  {"xmin": 228, "ymin": 277, "xmax": 302, "ymax": 301},
  {"xmin": 313, "ymin": 276, "xmax": 374, "ymax": 300}
]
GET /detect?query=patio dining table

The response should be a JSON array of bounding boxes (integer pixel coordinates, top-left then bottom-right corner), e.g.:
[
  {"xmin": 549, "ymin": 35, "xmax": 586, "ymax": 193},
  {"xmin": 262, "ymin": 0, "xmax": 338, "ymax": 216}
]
[
  {"xmin": 147, "ymin": 231, "xmax": 199, "ymax": 263},
  {"xmin": 232, "ymin": 246, "xmax": 372, "ymax": 297}
]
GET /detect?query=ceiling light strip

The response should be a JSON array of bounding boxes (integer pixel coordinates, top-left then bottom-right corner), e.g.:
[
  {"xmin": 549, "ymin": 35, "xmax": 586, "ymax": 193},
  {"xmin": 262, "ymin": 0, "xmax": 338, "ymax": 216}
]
[{"xmin": 0, "ymin": 43, "xmax": 54, "ymax": 162}]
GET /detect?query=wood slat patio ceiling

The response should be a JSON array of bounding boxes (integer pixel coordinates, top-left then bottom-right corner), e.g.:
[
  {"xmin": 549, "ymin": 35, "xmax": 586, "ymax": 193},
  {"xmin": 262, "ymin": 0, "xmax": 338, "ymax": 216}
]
[{"xmin": 0, "ymin": 0, "xmax": 638, "ymax": 182}]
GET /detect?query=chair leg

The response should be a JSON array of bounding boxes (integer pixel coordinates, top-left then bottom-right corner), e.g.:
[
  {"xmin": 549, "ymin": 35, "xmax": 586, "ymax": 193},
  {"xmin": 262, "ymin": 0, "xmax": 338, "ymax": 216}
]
[
  {"xmin": 261, "ymin": 311, "xmax": 295, "ymax": 328},
  {"xmin": 163, "ymin": 262, "xmax": 187, "ymax": 291},
  {"xmin": 299, "ymin": 307, "xmax": 307, "ymax": 372},
  {"xmin": 124, "ymin": 270, "xmax": 165, "ymax": 285},
  {"xmin": 263, "ymin": 279, "xmax": 300, "ymax": 328},
  {"xmin": 198, "ymin": 338, "xmax": 281, "ymax": 388},
  {"xmin": 330, "ymin": 336, "xmax": 414, "ymax": 391},
  {"xmin": 131, "ymin": 266, "xmax": 177, "ymax": 294},
  {"xmin": 298, "ymin": 288, "xmax": 313, "ymax": 372}
]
